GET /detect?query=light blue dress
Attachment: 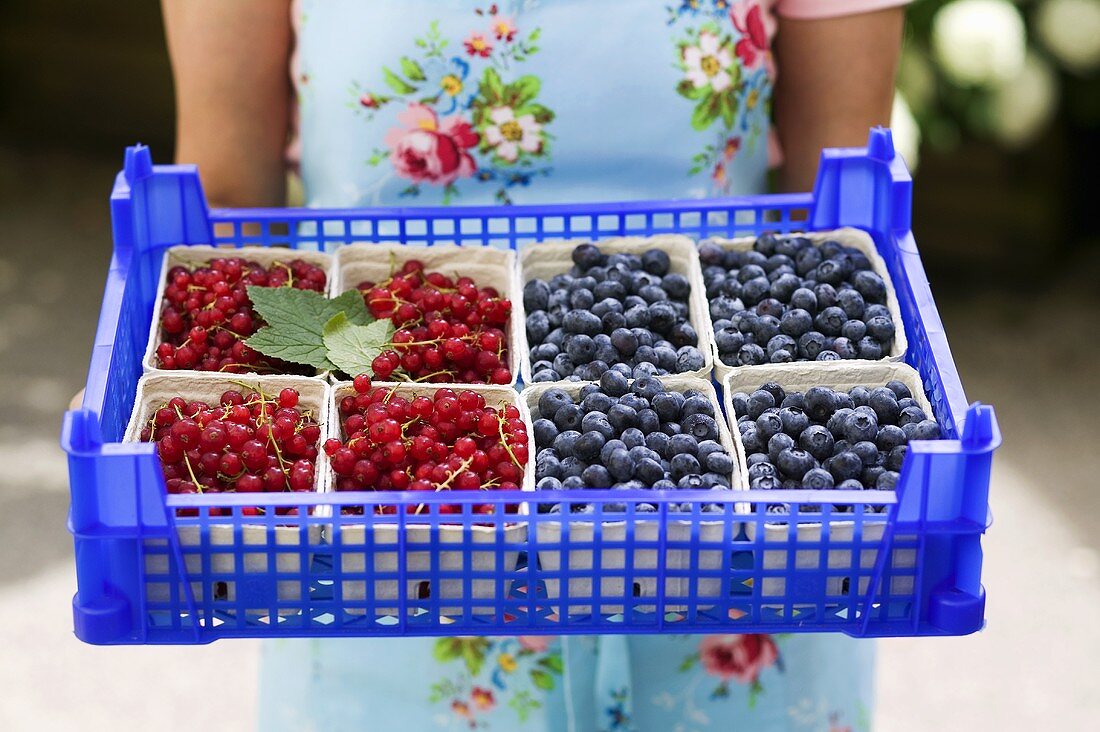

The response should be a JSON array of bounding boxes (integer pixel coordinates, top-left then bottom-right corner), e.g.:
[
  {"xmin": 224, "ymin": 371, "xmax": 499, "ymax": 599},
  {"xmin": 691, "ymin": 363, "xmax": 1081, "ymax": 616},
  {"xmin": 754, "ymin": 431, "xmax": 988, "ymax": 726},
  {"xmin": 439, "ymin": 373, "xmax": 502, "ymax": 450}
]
[{"xmin": 262, "ymin": 2, "xmax": 879, "ymax": 729}]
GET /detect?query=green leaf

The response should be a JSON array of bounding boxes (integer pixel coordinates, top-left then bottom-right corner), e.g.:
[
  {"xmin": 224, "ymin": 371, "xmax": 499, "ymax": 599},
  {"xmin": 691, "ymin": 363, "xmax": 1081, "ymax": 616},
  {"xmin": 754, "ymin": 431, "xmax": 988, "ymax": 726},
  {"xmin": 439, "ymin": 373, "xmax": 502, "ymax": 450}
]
[
  {"xmin": 537, "ymin": 653, "xmax": 564, "ymax": 674},
  {"xmin": 679, "ymin": 652, "xmax": 699, "ymax": 672},
  {"xmin": 677, "ymin": 79, "xmax": 709, "ymax": 101},
  {"xmin": 691, "ymin": 95, "xmax": 720, "ymax": 131},
  {"xmin": 480, "ymin": 67, "xmax": 504, "ymax": 103},
  {"xmin": 382, "ymin": 67, "xmax": 416, "ymax": 95},
  {"xmin": 518, "ymin": 103, "xmax": 554, "ymax": 124},
  {"xmin": 433, "ymin": 638, "xmax": 462, "ymax": 662},
  {"xmin": 719, "ymin": 92, "xmax": 736, "ymax": 128},
  {"xmin": 400, "ymin": 56, "xmax": 426, "ymax": 81},
  {"xmin": 527, "ymin": 27, "xmax": 542, "ymax": 42},
  {"xmin": 529, "ymin": 669, "xmax": 555, "ymax": 690},
  {"xmin": 244, "ymin": 286, "xmax": 357, "ymax": 370},
  {"xmin": 509, "ymin": 75, "xmax": 540, "ymax": 106},
  {"xmin": 322, "ymin": 313, "xmax": 395, "ymax": 377}
]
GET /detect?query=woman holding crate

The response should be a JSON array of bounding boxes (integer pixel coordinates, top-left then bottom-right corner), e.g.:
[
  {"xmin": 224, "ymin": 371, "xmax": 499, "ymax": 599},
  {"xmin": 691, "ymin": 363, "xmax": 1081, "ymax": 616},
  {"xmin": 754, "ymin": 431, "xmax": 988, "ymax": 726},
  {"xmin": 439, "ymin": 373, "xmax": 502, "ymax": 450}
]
[{"xmin": 161, "ymin": 1, "xmax": 906, "ymax": 729}]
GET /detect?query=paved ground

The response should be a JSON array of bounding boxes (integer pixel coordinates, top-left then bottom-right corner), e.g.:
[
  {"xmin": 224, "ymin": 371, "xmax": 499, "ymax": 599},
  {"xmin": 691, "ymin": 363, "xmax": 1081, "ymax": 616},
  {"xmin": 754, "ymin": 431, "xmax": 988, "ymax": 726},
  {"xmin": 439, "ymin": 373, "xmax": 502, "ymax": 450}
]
[{"xmin": 1, "ymin": 146, "xmax": 1097, "ymax": 731}]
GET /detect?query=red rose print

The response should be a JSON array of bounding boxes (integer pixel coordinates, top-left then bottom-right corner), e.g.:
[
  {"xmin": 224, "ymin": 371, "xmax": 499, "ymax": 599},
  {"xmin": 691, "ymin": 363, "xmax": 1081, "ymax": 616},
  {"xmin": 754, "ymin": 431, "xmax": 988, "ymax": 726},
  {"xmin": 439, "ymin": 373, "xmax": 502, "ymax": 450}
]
[
  {"xmin": 698, "ymin": 634, "xmax": 779, "ymax": 684},
  {"xmin": 383, "ymin": 103, "xmax": 479, "ymax": 186},
  {"xmin": 470, "ymin": 686, "xmax": 495, "ymax": 711},
  {"xmin": 517, "ymin": 636, "xmax": 552, "ymax": 653},
  {"xmin": 730, "ymin": 2, "xmax": 774, "ymax": 77},
  {"xmin": 464, "ymin": 32, "xmax": 493, "ymax": 57}
]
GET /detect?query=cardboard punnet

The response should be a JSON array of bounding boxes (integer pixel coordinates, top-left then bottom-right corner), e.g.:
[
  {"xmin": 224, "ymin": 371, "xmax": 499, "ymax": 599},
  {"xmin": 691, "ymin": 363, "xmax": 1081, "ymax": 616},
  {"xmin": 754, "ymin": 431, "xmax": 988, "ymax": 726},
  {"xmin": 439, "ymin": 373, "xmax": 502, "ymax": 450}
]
[
  {"xmin": 515, "ymin": 236, "xmax": 714, "ymax": 386},
  {"xmin": 331, "ymin": 243, "xmax": 521, "ymax": 387},
  {"xmin": 700, "ymin": 228, "xmax": 907, "ymax": 384},
  {"xmin": 124, "ymin": 373, "xmax": 330, "ymax": 612},
  {"xmin": 521, "ymin": 376, "xmax": 741, "ymax": 614},
  {"xmin": 324, "ymin": 381, "xmax": 531, "ymax": 616},
  {"xmin": 142, "ymin": 245, "xmax": 334, "ymax": 376},
  {"xmin": 722, "ymin": 362, "xmax": 933, "ymax": 601}
]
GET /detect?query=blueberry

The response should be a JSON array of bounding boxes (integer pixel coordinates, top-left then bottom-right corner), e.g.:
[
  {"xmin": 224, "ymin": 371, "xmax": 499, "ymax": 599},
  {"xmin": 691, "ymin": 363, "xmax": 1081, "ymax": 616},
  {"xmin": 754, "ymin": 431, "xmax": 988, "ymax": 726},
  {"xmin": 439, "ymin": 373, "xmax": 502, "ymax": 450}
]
[
  {"xmin": 841, "ymin": 319, "xmax": 867, "ymax": 342},
  {"xmin": 683, "ymin": 413, "xmax": 719, "ymax": 441},
  {"xmin": 566, "ymin": 334, "xmax": 597, "ymax": 363},
  {"xmin": 700, "ymin": 472, "xmax": 732, "ymax": 489},
  {"xmin": 668, "ymin": 433, "xmax": 699, "ymax": 458},
  {"xmin": 523, "ymin": 279, "xmax": 551, "ymax": 312},
  {"xmin": 636, "ymin": 503, "xmax": 658, "ymax": 513},
  {"xmin": 885, "ymin": 445, "xmax": 907, "ymax": 471},
  {"xmin": 738, "ymin": 343, "xmax": 767, "ymax": 366},
  {"xmin": 829, "ymin": 451, "xmax": 863, "ymax": 482},
  {"xmin": 580, "ymin": 391, "xmax": 613, "ymax": 415},
  {"xmin": 912, "ymin": 420, "xmax": 942, "ymax": 440},
  {"xmin": 754, "ymin": 233, "xmax": 779, "ymax": 255},
  {"xmin": 851, "ymin": 440, "xmax": 879, "ymax": 466},
  {"xmin": 621, "ymin": 427, "xmax": 646, "ymax": 449},
  {"xmin": 897, "ymin": 405, "xmax": 927, "ymax": 427},
  {"xmin": 804, "ymin": 387, "xmax": 838, "ymax": 423},
  {"xmin": 799, "ymin": 425, "xmax": 835, "ymax": 460},
  {"xmin": 662, "ymin": 273, "xmax": 691, "ymax": 299},
  {"xmin": 670, "ymin": 322, "xmax": 698, "ymax": 348},
  {"xmin": 652, "ymin": 391, "xmax": 685, "ymax": 423},
  {"xmin": 535, "ymin": 456, "xmax": 562, "ymax": 481},
  {"xmin": 633, "ymin": 345, "xmax": 657, "ymax": 366},
  {"xmin": 753, "ymin": 315, "xmax": 781, "ymax": 344},
  {"xmin": 637, "ymin": 408, "xmax": 661, "ymax": 435},
  {"xmin": 560, "ymin": 456, "xmax": 586, "ymax": 479},
  {"xmin": 552, "ymin": 353, "xmax": 576, "ymax": 376},
  {"xmin": 533, "ymin": 418, "xmax": 559, "ymax": 447},
  {"xmin": 798, "ymin": 331, "xmax": 828, "ymax": 360},
  {"xmin": 814, "ymin": 283, "xmax": 838, "ymax": 309},
  {"xmin": 885, "ymin": 380, "xmax": 912, "ymax": 400},
  {"xmin": 699, "ymin": 242, "xmax": 725, "ymax": 266},
  {"xmin": 852, "ymin": 270, "xmax": 887, "ymax": 303},
  {"xmin": 729, "ymin": 392, "xmax": 750, "ymax": 417},
  {"xmin": 599, "ymin": 369, "xmax": 629, "ymax": 398},
  {"xmin": 832, "ymin": 439, "xmax": 851, "ymax": 456},
  {"xmin": 579, "ymin": 463, "xmax": 611, "ymax": 488},
  {"xmin": 572, "ymin": 243, "xmax": 605, "ymax": 270},
  {"xmin": 564, "ymin": 309, "xmax": 603, "ymax": 336},
  {"xmin": 652, "ymin": 478, "xmax": 678, "ymax": 490},
  {"xmin": 778, "ymin": 447, "xmax": 816, "ymax": 479},
  {"xmin": 553, "ymin": 430, "xmax": 581, "ymax": 457},
  {"xmin": 607, "ymin": 448, "xmax": 634, "ymax": 481},
  {"xmin": 832, "ymin": 337, "xmax": 858, "ymax": 359},
  {"xmin": 705, "ymin": 450, "xmax": 734, "ymax": 475},
  {"xmin": 526, "ymin": 311, "xmax": 551, "ymax": 343},
  {"xmin": 639, "ymin": 249, "xmax": 670, "ymax": 276},
  {"xmin": 645, "ymin": 431, "xmax": 671, "ymax": 458},
  {"xmin": 570, "ymin": 275, "xmax": 598, "ymax": 292},
  {"xmin": 844, "ymin": 409, "xmax": 878, "ymax": 443},
  {"xmin": 825, "ymin": 407, "xmax": 852, "ymax": 437},
  {"xmin": 676, "ymin": 346, "xmax": 706, "ymax": 372},
  {"xmin": 862, "ymin": 387, "xmax": 896, "ymax": 423},
  {"xmin": 741, "ymin": 426, "xmax": 764, "ymax": 454},
  {"xmin": 861, "ymin": 465, "xmax": 886, "ymax": 487},
  {"xmin": 680, "ymin": 395, "xmax": 715, "ymax": 421},
  {"xmin": 569, "ymin": 288, "xmax": 596, "ymax": 311},
  {"xmin": 778, "ymin": 406, "xmax": 810, "ymax": 437},
  {"xmin": 635, "ymin": 458, "xmax": 666, "ymax": 485},
  {"xmin": 662, "ymin": 422, "xmax": 683, "ymax": 437},
  {"xmin": 875, "ymin": 425, "xmax": 905, "ymax": 452},
  {"xmin": 864, "ymin": 304, "xmax": 890, "ymax": 321},
  {"xmin": 600, "ymin": 439, "xmax": 627, "ymax": 465},
  {"xmin": 670, "ymin": 453, "xmax": 701, "ymax": 480},
  {"xmin": 814, "ymin": 258, "xmax": 846, "ymax": 286},
  {"xmin": 865, "ymin": 315, "xmax": 894, "ymax": 342},
  {"xmin": 630, "ymin": 376, "xmax": 661, "ymax": 401},
  {"xmin": 619, "ymin": 393, "xmax": 649, "ymax": 412},
  {"xmin": 538, "ymin": 388, "xmax": 573, "ymax": 419},
  {"xmin": 756, "ymin": 412, "xmax": 784, "ymax": 441},
  {"xmin": 537, "ymin": 476, "xmax": 563, "ymax": 491},
  {"xmin": 876, "ymin": 471, "xmax": 900, "ymax": 490},
  {"xmin": 768, "ymin": 273, "xmax": 803, "ymax": 303},
  {"xmin": 574, "ymin": 431, "xmax": 606, "ymax": 462},
  {"xmin": 814, "ymin": 306, "xmax": 846, "ymax": 337},
  {"xmin": 802, "ymin": 468, "xmax": 834, "ymax": 489},
  {"xmin": 756, "ymin": 297, "xmax": 785, "ymax": 319},
  {"xmin": 750, "ymin": 475, "xmax": 781, "ymax": 489},
  {"xmin": 816, "ymin": 350, "xmax": 841, "ymax": 361},
  {"xmin": 857, "ymin": 337, "xmax": 883, "ymax": 359},
  {"xmin": 836, "ymin": 478, "xmax": 865, "ymax": 491},
  {"xmin": 677, "ymin": 474, "xmax": 706, "ymax": 490},
  {"xmin": 531, "ymin": 371, "xmax": 559, "ymax": 383},
  {"xmin": 710, "ymin": 296, "xmax": 742, "ymax": 321},
  {"xmin": 779, "ymin": 308, "xmax": 813, "ymax": 338},
  {"xmin": 767, "ymin": 432, "xmax": 795, "ymax": 463},
  {"xmin": 837, "ymin": 288, "xmax": 866, "ymax": 320},
  {"xmin": 553, "ymin": 404, "xmax": 585, "ymax": 432},
  {"xmin": 747, "ymin": 389, "xmax": 776, "ymax": 419},
  {"xmin": 748, "ymin": 461, "xmax": 777, "ymax": 481},
  {"xmin": 741, "ymin": 276, "xmax": 771, "ymax": 306}
]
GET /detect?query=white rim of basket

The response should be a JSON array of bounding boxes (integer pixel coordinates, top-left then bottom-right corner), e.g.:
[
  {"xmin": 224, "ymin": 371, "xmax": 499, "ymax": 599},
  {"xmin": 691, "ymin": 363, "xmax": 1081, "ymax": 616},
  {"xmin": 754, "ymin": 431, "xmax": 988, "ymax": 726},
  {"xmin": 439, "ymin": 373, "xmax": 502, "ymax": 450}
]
[
  {"xmin": 699, "ymin": 228, "xmax": 907, "ymax": 385},
  {"xmin": 720, "ymin": 361, "xmax": 935, "ymax": 527},
  {"xmin": 330, "ymin": 243, "xmax": 521, "ymax": 388},
  {"xmin": 321, "ymin": 381, "xmax": 534, "ymax": 534},
  {"xmin": 124, "ymin": 372, "xmax": 333, "ymax": 523},
  {"xmin": 141, "ymin": 245, "xmax": 335, "ymax": 377},
  {"xmin": 520, "ymin": 375, "xmax": 741, "ymax": 526},
  {"xmin": 514, "ymin": 236, "xmax": 714, "ymax": 386}
]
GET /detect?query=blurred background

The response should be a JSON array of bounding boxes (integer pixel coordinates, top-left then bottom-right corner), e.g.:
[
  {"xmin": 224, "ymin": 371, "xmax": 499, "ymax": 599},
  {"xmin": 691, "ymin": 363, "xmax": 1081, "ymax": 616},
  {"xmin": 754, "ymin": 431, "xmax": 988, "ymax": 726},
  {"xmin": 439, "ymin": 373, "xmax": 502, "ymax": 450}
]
[{"xmin": 1, "ymin": 0, "xmax": 1098, "ymax": 730}]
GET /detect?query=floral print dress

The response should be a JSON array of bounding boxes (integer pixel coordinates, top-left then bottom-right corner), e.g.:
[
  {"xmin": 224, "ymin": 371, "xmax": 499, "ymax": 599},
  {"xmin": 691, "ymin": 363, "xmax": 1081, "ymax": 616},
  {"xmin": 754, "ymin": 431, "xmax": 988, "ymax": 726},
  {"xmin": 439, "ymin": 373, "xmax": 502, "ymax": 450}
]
[{"xmin": 264, "ymin": 1, "xmax": 900, "ymax": 729}]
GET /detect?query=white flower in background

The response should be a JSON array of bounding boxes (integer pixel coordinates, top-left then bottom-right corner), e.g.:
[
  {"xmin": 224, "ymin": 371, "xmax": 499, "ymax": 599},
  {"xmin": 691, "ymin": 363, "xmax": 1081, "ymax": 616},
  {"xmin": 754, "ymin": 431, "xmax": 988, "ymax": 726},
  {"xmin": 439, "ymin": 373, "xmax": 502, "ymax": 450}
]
[
  {"xmin": 989, "ymin": 52, "xmax": 1059, "ymax": 147},
  {"xmin": 683, "ymin": 31, "xmax": 735, "ymax": 92},
  {"xmin": 1036, "ymin": 0, "xmax": 1100, "ymax": 74},
  {"xmin": 897, "ymin": 48, "xmax": 936, "ymax": 115},
  {"xmin": 483, "ymin": 106, "xmax": 543, "ymax": 162},
  {"xmin": 931, "ymin": 0, "xmax": 1027, "ymax": 86},
  {"xmin": 890, "ymin": 91, "xmax": 921, "ymax": 171}
]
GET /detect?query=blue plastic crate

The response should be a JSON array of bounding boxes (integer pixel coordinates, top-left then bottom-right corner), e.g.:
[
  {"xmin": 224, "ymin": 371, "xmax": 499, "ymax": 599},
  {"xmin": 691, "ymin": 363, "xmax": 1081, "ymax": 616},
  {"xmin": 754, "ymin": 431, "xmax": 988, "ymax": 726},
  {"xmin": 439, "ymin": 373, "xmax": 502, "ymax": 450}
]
[{"xmin": 62, "ymin": 128, "xmax": 999, "ymax": 644}]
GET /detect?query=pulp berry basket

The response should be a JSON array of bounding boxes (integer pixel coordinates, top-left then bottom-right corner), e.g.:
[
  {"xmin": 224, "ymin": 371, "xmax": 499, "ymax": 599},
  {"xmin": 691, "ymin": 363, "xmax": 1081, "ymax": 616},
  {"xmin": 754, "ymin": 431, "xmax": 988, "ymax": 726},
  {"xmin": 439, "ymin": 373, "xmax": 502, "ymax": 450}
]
[{"xmin": 62, "ymin": 128, "xmax": 999, "ymax": 644}]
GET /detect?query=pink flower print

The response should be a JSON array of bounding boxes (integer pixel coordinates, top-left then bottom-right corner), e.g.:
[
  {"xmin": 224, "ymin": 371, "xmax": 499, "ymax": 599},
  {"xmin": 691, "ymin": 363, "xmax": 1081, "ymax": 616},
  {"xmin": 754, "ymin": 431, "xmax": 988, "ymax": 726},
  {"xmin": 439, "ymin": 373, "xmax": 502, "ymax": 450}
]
[
  {"xmin": 517, "ymin": 636, "xmax": 552, "ymax": 653},
  {"xmin": 730, "ymin": 1, "xmax": 774, "ymax": 77},
  {"xmin": 682, "ymin": 30, "xmax": 735, "ymax": 93},
  {"xmin": 470, "ymin": 687, "xmax": 495, "ymax": 711},
  {"xmin": 384, "ymin": 103, "xmax": 478, "ymax": 186},
  {"xmin": 464, "ymin": 32, "xmax": 493, "ymax": 58},
  {"xmin": 483, "ymin": 106, "xmax": 543, "ymax": 162},
  {"xmin": 359, "ymin": 93, "xmax": 380, "ymax": 109},
  {"xmin": 492, "ymin": 17, "xmax": 517, "ymax": 42},
  {"xmin": 723, "ymin": 136, "xmax": 741, "ymax": 161},
  {"xmin": 698, "ymin": 634, "xmax": 779, "ymax": 684}
]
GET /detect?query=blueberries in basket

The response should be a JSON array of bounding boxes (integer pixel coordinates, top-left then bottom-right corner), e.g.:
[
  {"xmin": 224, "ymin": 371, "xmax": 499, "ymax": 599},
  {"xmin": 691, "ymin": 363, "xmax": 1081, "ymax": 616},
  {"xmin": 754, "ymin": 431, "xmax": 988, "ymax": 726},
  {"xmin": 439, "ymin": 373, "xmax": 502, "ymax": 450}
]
[
  {"xmin": 533, "ymin": 380, "xmax": 737, "ymax": 513},
  {"xmin": 525, "ymin": 243, "xmax": 705, "ymax": 379},
  {"xmin": 732, "ymin": 382, "xmax": 942, "ymax": 492},
  {"xmin": 704, "ymin": 232, "xmax": 898, "ymax": 366}
]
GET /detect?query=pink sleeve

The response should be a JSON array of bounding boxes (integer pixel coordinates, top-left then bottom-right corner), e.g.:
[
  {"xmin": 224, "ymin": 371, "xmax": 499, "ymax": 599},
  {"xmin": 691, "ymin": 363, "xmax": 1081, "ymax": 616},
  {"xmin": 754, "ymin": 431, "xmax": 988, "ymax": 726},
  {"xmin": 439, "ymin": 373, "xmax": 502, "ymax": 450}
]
[{"xmin": 774, "ymin": 0, "xmax": 910, "ymax": 19}]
